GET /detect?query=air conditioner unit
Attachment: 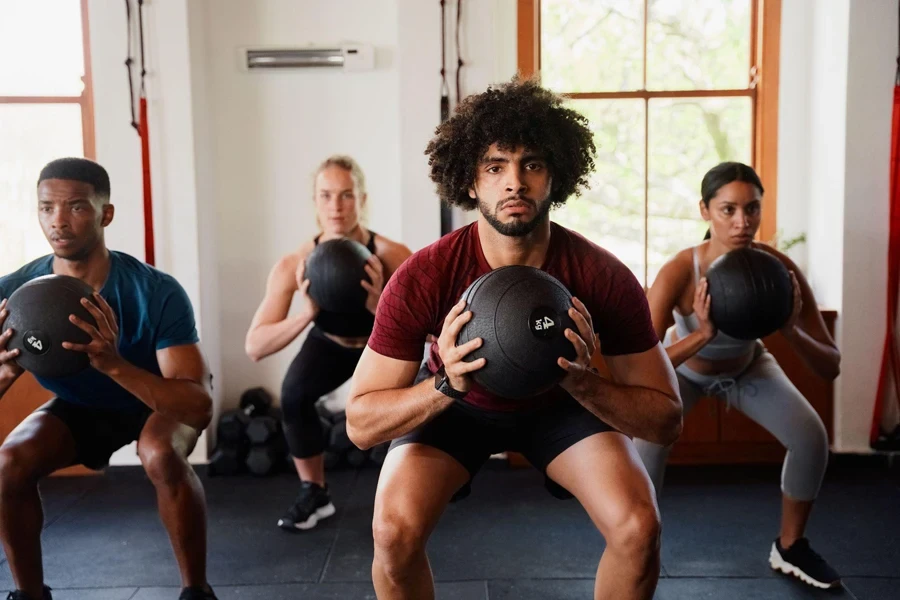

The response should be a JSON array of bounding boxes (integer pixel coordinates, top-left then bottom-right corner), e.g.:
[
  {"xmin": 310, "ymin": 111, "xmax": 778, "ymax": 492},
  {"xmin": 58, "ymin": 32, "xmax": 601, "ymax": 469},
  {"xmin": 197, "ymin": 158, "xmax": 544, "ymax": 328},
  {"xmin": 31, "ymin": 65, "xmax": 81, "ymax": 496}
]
[{"xmin": 241, "ymin": 44, "xmax": 374, "ymax": 72}]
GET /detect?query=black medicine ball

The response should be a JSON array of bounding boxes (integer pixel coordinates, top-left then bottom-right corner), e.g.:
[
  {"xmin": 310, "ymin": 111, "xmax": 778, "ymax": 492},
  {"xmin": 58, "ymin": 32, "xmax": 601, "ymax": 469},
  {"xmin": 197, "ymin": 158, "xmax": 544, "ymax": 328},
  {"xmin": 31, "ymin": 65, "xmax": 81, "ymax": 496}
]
[
  {"xmin": 455, "ymin": 266, "xmax": 578, "ymax": 399},
  {"xmin": 705, "ymin": 247, "xmax": 793, "ymax": 341},
  {"xmin": 305, "ymin": 238, "xmax": 372, "ymax": 313},
  {"xmin": 4, "ymin": 275, "xmax": 98, "ymax": 378}
]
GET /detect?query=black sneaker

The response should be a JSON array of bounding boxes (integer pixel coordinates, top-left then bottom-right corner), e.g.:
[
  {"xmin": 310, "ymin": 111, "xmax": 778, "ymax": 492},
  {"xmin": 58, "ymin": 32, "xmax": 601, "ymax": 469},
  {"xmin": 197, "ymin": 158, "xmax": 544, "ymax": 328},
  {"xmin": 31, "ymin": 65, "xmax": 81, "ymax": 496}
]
[
  {"xmin": 6, "ymin": 586, "xmax": 52, "ymax": 600},
  {"xmin": 769, "ymin": 537, "xmax": 841, "ymax": 589},
  {"xmin": 178, "ymin": 585, "xmax": 217, "ymax": 600},
  {"xmin": 277, "ymin": 481, "xmax": 336, "ymax": 531}
]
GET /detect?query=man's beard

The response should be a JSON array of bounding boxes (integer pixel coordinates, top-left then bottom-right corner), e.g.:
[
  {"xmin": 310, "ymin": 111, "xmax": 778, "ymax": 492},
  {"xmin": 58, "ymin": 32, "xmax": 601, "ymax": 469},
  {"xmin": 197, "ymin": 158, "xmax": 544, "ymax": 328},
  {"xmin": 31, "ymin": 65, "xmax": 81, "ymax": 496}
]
[{"xmin": 479, "ymin": 196, "xmax": 551, "ymax": 237}]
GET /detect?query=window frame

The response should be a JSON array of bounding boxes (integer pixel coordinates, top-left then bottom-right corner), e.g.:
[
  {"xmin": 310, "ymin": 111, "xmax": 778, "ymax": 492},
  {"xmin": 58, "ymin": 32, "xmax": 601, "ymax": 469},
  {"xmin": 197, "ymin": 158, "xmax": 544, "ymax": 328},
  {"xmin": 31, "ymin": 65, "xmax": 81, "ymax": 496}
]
[
  {"xmin": 518, "ymin": 0, "xmax": 781, "ymax": 279},
  {"xmin": 0, "ymin": 0, "xmax": 95, "ymax": 159}
]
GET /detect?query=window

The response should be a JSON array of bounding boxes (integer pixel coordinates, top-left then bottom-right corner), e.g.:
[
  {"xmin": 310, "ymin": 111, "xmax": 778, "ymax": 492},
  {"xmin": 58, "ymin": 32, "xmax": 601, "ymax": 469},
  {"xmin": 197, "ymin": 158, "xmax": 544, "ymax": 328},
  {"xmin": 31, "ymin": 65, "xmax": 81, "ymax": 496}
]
[
  {"xmin": 0, "ymin": 0, "xmax": 94, "ymax": 276},
  {"xmin": 518, "ymin": 0, "xmax": 780, "ymax": 287}
]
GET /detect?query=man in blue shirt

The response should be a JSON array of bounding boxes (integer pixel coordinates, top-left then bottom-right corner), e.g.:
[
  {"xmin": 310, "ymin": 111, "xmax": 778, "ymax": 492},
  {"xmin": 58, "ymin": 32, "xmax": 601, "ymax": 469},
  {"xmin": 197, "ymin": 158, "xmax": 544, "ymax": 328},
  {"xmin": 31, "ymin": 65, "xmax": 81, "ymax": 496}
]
[{"xmin": 0, "ymin": 158, "xmax": 216, "ymax": 600}]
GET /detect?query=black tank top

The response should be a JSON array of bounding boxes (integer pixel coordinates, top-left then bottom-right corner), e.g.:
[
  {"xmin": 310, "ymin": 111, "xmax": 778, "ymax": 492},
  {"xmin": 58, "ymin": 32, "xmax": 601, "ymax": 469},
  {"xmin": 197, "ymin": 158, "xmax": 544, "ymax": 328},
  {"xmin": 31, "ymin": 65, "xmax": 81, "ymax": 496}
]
[{"xmin": 311, "ymin": 231, "xmax": 378, "ymax": 337}]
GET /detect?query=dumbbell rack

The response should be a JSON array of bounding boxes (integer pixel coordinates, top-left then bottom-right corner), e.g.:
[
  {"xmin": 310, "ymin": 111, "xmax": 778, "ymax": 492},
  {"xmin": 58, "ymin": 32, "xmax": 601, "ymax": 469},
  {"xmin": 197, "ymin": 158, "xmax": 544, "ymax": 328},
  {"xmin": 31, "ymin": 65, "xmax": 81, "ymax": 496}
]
[{"xmin": 209, "ymin": 389, "xmax": 389, "ymax": 476}]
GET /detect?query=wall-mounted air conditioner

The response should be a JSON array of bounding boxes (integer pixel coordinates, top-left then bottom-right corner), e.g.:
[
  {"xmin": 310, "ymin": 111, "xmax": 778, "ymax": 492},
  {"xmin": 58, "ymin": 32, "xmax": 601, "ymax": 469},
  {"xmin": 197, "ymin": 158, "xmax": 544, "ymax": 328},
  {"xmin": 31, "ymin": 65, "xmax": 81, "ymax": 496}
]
[{"xmin": 240, "ymin": 44, "xmax": 375, "ymax": 72}]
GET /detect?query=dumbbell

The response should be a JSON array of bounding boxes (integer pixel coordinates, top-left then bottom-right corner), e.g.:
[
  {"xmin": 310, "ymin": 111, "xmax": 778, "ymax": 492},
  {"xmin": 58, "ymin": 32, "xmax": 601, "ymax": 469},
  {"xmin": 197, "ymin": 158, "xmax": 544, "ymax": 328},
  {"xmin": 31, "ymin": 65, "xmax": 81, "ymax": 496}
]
[
  {"xmin": 247, "ymin": 415, "xmax": 281, "ymax": 445},
  {"xmin": 217, "ymin": 408, "xmax": 254, "ymax": 445},
  {"xmin": 346, "ymin": 447, "xmax": 369, "ymax": 468},
  {"xmin": 240, "ymin": 387, "xmax": 274, "ymax": 414},
  {"xmin": 246, "ymin": 444, "xmax": 286, "ymax": 476},
  {"xmin": 245, "ymin": 414, "xmax": 289, "ymax": 476},
  {"xmin": 217, "ymin": 387, "xmax": 273, "ymax": 445},
  {"xmin": 208, "ymin": 445, "xmax": 246, "ymax": 476}
]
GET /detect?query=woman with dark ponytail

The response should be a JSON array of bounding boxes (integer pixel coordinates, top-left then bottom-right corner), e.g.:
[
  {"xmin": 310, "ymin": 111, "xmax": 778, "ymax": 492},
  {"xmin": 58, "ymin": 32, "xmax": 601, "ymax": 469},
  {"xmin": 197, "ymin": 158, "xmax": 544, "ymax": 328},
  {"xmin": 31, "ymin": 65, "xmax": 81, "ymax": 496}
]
[{"xmin": 634, "ymin": 162, "xmax": 843, "ymax": 589}]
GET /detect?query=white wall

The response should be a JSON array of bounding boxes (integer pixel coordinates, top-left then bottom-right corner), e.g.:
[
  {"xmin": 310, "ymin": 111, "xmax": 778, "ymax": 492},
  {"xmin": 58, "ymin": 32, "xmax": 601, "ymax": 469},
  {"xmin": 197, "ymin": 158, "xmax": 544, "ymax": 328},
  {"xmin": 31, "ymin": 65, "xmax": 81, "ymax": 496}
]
[
  {"xmin": 777, "ymin": 0, "xmax": 896, "ymax": 452},
  {"xmin": 86, "ymin": 0, "xmax": 143, "ymax": 260},
  {"xmin": 774, "ymin": 0, "xmax": 812, "ymax": 274},
  {"xmin": 805, "ymin": 0, "xmax": 849, "ymax": 313},
  {"xmin": 835, "ymin": 0, "xmax": 895, "ymax": 451}
]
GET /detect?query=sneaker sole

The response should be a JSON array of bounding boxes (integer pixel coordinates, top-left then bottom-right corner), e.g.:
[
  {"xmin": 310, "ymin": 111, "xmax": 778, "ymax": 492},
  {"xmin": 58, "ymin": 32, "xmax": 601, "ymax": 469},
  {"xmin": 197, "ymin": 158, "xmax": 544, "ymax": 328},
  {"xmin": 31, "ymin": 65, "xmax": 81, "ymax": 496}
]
[
  {"xmin": 277, "ymin": 503, "xmax": 336, "ymax": 532},
  {"xmin": 768, "ymin": 543, "xmax": 840, "ymax": 589}
]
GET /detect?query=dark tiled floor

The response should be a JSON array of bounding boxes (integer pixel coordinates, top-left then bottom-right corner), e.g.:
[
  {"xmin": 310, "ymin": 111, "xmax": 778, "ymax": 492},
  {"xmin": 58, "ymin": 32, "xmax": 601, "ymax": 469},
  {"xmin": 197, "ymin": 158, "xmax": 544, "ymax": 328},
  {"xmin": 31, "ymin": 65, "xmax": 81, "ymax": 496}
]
[{"xmin": 0, "ymin": 460, "xmax": 895, "ymax": 599}]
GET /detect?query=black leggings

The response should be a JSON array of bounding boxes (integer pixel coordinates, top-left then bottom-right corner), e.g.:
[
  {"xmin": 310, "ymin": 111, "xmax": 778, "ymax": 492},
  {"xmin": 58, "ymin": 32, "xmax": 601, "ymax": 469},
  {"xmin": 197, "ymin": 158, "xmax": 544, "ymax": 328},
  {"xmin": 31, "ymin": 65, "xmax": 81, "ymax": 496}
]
[{"xmin": 281, "ymin": 327, "xmax": 364, "ymax": 458}]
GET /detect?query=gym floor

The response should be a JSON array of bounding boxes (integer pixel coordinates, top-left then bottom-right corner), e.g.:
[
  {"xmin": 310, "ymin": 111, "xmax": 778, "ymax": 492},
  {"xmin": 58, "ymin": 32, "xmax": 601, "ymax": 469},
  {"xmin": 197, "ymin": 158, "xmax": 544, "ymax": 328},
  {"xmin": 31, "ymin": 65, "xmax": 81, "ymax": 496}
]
[{"xmin": 3, "ymin": 459, "xmax": 896, "ymax": 600}]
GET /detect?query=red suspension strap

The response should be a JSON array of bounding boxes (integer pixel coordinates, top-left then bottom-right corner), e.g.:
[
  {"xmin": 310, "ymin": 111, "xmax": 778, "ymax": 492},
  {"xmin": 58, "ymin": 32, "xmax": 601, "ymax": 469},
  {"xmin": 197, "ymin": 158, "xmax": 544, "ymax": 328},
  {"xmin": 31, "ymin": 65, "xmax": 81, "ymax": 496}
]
[
  {"xmin": 870, "ymin": 8, "xmax": 900, "ymax": 447},
  {"xmin": 126, "ymin": 0, "xmax": 155, "ymax": 266}
]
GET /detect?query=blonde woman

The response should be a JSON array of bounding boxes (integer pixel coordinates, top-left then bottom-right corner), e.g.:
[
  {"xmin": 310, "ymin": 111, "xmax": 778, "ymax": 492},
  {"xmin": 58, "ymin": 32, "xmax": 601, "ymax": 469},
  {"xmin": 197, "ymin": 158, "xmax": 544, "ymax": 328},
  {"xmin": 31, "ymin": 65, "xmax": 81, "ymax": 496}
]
[{"xmin": 246, "ymin": 156, "xmax": 411, "ymax": 531}]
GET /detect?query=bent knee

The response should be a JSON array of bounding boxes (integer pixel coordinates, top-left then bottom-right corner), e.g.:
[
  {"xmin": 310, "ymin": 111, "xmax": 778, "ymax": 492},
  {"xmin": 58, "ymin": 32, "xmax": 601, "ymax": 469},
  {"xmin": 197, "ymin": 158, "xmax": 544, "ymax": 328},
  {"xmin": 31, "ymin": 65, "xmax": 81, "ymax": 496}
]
[
  {"xmin": 784, "ymin": 410, "xmax": 829, "ymax": 458},
  {"xmin": 0, "ymin": 446, "xmax": 41, "ymax": 492},
  {"xmin": 279, "ymin": 392, "xmax": 319, "ymax": 424},
  {"xmin": 805, "ymin": 414, "xmax": 829, "ymax": 451},
  {"xmin": 139, "ymin": 443, "xmax": 188, "ymax": 488},
  {"xmin": 606, "ymin": 503, "xmax": 661, "ymax": 557},
  {"xmin": 372, "ymin": 509, "xmax": 428, "ymax": 568}
]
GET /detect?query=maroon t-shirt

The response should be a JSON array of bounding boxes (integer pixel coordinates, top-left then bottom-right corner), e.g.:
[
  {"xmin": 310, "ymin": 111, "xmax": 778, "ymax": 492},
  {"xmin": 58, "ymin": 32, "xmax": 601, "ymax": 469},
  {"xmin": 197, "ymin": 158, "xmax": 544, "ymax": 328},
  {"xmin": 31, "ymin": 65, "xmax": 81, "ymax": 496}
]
[{"xmin": 368, "ymin": 221, "xmax": 659, "ymax": 411}]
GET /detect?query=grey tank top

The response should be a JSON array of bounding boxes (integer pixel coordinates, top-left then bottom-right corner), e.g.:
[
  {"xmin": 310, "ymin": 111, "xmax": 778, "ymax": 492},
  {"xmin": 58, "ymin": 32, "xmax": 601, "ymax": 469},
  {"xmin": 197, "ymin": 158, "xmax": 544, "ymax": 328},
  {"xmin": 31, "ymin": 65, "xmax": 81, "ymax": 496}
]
[{"xmin": 670, "ymin": 247, "xmax": 758, "ymax": 360}]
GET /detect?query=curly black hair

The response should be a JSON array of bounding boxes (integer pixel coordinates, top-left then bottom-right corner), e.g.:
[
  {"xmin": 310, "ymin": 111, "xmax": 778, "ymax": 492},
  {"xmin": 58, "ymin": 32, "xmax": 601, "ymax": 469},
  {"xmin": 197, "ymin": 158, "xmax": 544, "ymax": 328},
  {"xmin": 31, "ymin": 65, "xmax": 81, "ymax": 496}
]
[{"xmin": 425, "ymin": 77, "xmax": 596, "ymax": 210}]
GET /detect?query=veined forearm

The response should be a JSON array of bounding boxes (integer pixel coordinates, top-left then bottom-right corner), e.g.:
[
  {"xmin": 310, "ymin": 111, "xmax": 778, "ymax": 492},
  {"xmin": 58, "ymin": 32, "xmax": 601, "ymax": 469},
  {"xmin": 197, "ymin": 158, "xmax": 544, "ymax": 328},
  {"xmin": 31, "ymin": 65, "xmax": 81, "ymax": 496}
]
[
  {"xmin": 346, "ymin": 378, "xmax": 454, "ymax": 449},
  {"xmin": 108, "ymin": 361, "xmax": 212, "ymax": 429}
]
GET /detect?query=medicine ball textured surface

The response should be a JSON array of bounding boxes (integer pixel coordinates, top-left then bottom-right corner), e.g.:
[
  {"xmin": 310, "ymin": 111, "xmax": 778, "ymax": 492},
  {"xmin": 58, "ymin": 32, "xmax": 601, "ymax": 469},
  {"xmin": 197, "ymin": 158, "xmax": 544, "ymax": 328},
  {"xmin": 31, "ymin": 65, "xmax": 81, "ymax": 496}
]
[
  {"xmin": 706, "ymin": 247, "xmax": 793, "ymax": 341},
  {"xmin": 305, "ymin": 238, "xmax": 372, "ymax": 313},
  {"xmin": 5, "ymin": 275, "xmax": 98, "ymax": 378},
  {"xmin": 456, "ymin": 266, "xmax": 578, "ymax": 399}
]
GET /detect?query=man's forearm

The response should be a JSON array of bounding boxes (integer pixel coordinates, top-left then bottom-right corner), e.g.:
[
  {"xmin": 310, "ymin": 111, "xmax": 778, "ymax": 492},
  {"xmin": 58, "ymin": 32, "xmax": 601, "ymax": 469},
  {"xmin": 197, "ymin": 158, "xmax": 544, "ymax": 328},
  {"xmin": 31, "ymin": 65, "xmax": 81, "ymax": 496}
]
[
  {"xmin": 568, "ymin": 372, "xmax": 682, "ymax": 446},
  {"xmin": 346, "ymin": 378, "xmax": 454, "ymax": 450},
  {"xmin": 107, "ymin": 361, "xmax": 212, "ymax": 430}
]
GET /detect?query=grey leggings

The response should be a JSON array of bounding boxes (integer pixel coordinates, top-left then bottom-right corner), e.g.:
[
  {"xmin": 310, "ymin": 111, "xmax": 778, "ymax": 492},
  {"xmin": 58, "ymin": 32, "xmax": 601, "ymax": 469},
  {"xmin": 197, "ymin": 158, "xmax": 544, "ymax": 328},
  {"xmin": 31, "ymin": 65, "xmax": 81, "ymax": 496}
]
[{"xmin": 634, "ymin": 343, "xmax": 829, "ymax": 502}]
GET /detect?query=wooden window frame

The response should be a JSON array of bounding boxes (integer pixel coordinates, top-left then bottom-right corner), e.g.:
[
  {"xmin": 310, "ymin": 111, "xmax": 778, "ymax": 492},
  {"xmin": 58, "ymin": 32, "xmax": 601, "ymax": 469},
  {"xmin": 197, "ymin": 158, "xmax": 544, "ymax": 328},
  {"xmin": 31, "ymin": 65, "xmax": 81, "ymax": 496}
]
[
  {"xmin": 0, "ymin": 0, "xmax": 95, "ymax": 159},
  {"xmin": 0, "ymin": 0, "xmax": 96, "ymax": 477},
  {"xmin": 517, "ymin": 0, "xmax": 781, "ymax": 246}
]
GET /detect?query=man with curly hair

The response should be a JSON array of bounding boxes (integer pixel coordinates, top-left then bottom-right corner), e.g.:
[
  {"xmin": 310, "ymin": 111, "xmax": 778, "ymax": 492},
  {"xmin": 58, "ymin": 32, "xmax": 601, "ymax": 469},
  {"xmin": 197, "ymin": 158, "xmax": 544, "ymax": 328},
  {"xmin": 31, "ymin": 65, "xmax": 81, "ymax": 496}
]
[{"xmin": 346, "ymin": 78, "xmax": 683, "ymax": 600}]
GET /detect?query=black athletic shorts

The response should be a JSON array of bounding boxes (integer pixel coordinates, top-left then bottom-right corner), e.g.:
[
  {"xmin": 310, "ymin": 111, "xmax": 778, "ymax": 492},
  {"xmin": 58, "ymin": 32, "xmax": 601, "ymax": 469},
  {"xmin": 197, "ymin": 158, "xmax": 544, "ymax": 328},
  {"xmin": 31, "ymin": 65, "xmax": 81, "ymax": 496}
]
[
  {"xmin": 389, "ymin": 395, "xmax": 615, "ymax": 501},
  {"xmin": 38, "ymin": 398, "xmax": 153, "ymax": 470}
]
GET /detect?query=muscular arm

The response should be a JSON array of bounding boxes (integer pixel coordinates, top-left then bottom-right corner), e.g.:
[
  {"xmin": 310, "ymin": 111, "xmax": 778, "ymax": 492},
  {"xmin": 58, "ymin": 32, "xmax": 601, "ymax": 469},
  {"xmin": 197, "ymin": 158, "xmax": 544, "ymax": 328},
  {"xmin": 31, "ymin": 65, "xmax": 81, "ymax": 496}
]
[
  {"xmin": 761, "ymin": 247, "xmax": 841, "ymax": 380},
  {"xmin": 781, "ymin": 326, "xmax": 840, "ymax": 380},
  {"xmin": 245, "ymin": 250, "xmax": 314, "ymax": 362},
  {"xmin": 646, "ymin": 254, "xmax": 711, "ymax": 368},
  {"xmin": 568, "ymin": 344, "xmax": 683, "ymax": 446},
  {"xmin": 345, "ymin": 348, "xmax": 453, "ymax": 450},
  {"xmin": 107, "ymin": 343, "xmax": 213, "ymax": 430}
]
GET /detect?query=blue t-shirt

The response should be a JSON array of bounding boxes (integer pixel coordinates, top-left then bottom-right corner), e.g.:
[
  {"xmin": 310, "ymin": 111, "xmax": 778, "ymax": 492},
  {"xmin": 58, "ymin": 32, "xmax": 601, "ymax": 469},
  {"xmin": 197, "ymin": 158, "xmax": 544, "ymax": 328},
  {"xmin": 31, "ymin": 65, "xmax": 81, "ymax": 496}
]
[{"xmin": 0, "ymin": 251, "xmax": 199, "ymax": 412}]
